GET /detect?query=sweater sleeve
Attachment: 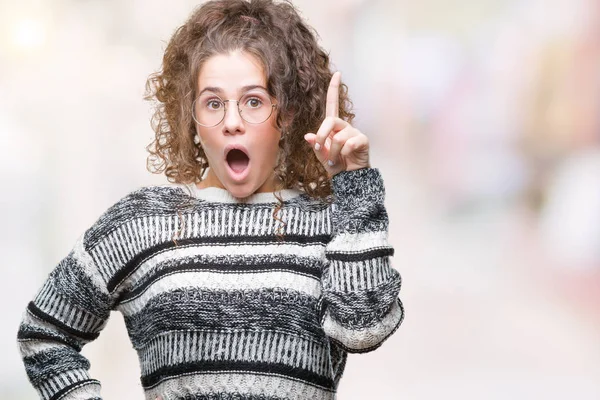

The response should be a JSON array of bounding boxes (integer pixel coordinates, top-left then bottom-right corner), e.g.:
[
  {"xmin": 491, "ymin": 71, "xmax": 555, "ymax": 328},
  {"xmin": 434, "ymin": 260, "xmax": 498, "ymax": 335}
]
[
  {"xmin": 17, "ymin": 233, "xmax": 114, "ymax": 400},
  {"xmin": 321, "ymin": 168, "xmax": 404, "ymax": 353}
]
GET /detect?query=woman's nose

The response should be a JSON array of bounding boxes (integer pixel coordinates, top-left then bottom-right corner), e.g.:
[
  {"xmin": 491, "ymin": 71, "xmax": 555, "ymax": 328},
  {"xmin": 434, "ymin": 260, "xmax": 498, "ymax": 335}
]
[{"xmin": 222, "ymin": 100, "xmax": 245, "ymax": 135}]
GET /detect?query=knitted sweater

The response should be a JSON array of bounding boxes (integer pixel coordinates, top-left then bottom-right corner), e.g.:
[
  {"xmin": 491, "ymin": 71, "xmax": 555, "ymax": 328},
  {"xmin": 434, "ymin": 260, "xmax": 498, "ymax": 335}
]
[{"xmin": 18, "ymin": 168, "xmax": 404, "ymax": 400}]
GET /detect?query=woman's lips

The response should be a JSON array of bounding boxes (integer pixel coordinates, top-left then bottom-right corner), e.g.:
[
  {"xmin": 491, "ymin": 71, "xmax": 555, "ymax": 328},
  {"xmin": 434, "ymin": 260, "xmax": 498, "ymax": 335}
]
[{"xmin": 224, "ymin": 144, "xmax": 250, "ymax": 181}]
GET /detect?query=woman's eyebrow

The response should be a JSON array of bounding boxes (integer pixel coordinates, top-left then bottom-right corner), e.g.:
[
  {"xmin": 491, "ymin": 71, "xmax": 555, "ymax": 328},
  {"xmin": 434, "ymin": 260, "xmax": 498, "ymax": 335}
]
[
  {"xmin": 197, "ymin": 85, "xmax": 268, "ymax": 96},
  {"xmin": 239, "ymin": 84, "xmax": 268, "ymax": 92}
]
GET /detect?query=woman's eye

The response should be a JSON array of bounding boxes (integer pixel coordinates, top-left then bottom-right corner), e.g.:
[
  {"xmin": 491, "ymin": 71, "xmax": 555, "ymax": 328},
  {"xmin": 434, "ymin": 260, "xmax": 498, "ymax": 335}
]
[
  {"xmin": 207, "ymin": 100, "xmax": 222, "ymax": 110},
  {"xmin": 245, "ymin": 97, "xmax": 263, "ymax": 108}
]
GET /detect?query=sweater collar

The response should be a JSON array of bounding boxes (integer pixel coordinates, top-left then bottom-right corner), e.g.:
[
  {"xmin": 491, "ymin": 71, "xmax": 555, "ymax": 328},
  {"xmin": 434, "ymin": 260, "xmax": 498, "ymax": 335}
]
[{"xmin": 181, "ymin": 184, "xmax": 303, "ymax": 204}]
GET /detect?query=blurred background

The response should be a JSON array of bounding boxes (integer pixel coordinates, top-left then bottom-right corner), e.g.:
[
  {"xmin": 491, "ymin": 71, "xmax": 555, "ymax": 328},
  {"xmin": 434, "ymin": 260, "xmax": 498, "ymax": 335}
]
[{"xmin": 2, "ymin": 0, "xmax": 599, "ymax": 398}]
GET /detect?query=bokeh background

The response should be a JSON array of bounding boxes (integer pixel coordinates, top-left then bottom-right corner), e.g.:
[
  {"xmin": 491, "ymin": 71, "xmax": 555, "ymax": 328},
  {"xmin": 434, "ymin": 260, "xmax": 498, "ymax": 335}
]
[{"xmin": 2, "ymin": 0, "xmax": 600, "ymax": 399}]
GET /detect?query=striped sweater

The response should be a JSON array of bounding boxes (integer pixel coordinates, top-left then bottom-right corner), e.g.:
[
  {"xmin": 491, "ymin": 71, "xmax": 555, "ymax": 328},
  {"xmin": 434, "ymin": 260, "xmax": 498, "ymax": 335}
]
[{"xmin": 18, "ymin": 168, "xmax": 404, "ymax": 400}]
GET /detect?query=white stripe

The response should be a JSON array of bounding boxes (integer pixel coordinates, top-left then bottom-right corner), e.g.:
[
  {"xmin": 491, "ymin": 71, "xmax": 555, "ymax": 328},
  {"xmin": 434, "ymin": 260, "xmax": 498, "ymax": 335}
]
[
  {"xmin": 118, "ymin": 269, "xmax": 321, "ymax": 316},
  {"xmin": 235, "ymin": 209, "xmax": 241, "ymax": 235},
  {"xmin": 240, "ymin": 209, "xmax": 248, "ymax": 236},
  {"xmin": 205, "ymin": 209, "xmax": 212, "ymax": 236},
  {"xmin": 326, "ymin": 230, "xmax": 389, "ymax": 253},
  {"xmin": 245, "ymin": 331, "xmax": 254, "ymax": 361},
  {"xmin": 233, "ymin": 209, "xmax": 240, "ymax": 236},
  {"xmin": 235, "ymin": 330, "xmax": 244, "ymax": 360},
  {"xmin": 357, "ymin": 260, "xmax": 365, "ymax": 289},
  {"xmin": 267, "ymin": 331, "xmax": 277, "ymax": 363},
  {"xmin": 144, "ymin": 216, "xmax": 153, "ymax": 247},
  {"xmin": 292, "ymin": 207, "xmax": 300, "ymax": 234},
  {"xmin": 315, "ymin": 211, "xmax": 321, "ymax": 235},
  {"xmin": 300, "ymin": 211, "xmax": 307, "ymax": 235},
  {"xmin": 220, "ymin": 209, "xmax": 227, "ymax": 236},
  {"xmin": 18, "ymin": 340, "xmax": 63, "ymax": 358},
  {"xmin": 257, "ymin": 331, "xmax": 266, "ymax": 361},
  {"xmin": 223, "ymin": 330, "xmax": 231, "ymax": 359},
  {"xmin": 192, "ymin": 212, "xmax": 198, "ymax": 237},
  {"xmin": 281, "ymin": 209, "xmax": 288, "ymax": 234},
  {"xmin": 199, "ymin": 210, "xmax": 206, "ymax": 236},
  {"xmin": 202, "ymin": 331, "xmax": 210, "ymax": 360},
  {"xmin": 145, "ymin": 372, "xmax": 322, "ymax": 400},
  {"xmin": 163, "ymin": 214, "xmax": 171, "ymax": 240},
  {"xmin": 317, "ymin": 211, "xmax": 323, "ymax": 235},
  {"xmin": 190, "ymin": 331, "xmax": 198, "ymax": 364},
  {"xmin": 267, "ymin": 208, "xmax": 275, "ymax": 235},
  {"xmin": 113, "ymin": 242, "xmax": 324, "ymax": 292},
  {"xmin": 247, "ymin": 208, "xmax": 256, "ymax": 235}
]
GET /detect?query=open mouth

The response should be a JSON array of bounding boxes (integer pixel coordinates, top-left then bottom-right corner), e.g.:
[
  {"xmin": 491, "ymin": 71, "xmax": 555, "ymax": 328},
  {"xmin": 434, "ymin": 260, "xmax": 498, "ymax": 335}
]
[{"xmin": 226, "ymin": 148, "xmax": 250, "ymax": 174}]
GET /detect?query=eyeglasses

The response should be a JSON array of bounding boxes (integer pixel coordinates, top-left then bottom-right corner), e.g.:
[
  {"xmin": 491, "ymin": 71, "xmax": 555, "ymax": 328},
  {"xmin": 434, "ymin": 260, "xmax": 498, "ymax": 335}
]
[{"xmin": 192, "ymin": 89, "xmax": 277, "ymax": 127}]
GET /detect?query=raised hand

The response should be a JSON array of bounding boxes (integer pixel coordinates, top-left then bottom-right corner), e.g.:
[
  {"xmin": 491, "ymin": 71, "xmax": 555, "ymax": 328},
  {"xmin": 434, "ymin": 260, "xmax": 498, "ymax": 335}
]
[{"xmin": 304, "ymin": 71, "xmax": 370, "ymax": 177}]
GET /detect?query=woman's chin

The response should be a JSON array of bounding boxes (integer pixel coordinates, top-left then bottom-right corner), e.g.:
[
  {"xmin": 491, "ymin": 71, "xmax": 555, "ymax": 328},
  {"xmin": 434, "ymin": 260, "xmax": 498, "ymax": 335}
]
[
  {"xmin": 225, "ymin": 183, "xmax": 258, "ymax": 200},
  {"xmin": 225, "ymin": 178, "xmax": 277, "ymax": 200}
]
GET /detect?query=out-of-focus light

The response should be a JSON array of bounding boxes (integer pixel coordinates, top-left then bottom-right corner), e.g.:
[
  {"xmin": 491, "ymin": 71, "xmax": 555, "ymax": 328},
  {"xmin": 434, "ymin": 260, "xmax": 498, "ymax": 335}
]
[{"xmin": 11, "ymin": 18, "xmax": 47, "ymax": 51}]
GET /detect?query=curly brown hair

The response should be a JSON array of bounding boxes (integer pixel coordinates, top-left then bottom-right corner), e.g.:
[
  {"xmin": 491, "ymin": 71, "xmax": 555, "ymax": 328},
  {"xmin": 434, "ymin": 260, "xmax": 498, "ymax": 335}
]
[{"xmin": 145, "ymin": 0, "xmax": 354, "ymax": 198}]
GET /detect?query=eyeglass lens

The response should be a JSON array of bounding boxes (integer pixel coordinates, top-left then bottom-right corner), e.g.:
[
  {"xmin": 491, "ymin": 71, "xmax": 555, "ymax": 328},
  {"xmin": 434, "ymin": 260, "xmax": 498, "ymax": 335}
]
[{"xmin": 193, "ymin": 90, "xmax": 274, "ymax": 127}]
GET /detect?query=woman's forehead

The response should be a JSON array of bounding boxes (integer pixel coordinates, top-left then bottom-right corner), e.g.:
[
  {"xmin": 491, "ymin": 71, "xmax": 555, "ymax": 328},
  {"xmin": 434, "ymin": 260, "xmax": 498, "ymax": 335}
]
[{"xmin": 197, "ymin": 51, "xmax": 266, "ymax": 94}]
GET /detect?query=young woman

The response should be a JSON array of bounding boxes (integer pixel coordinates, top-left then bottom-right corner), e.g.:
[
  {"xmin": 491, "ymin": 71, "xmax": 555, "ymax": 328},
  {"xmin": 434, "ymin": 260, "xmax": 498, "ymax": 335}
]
[{"xmin": 17, "ymin": 1, "xmax": 404, "ymax": 399}]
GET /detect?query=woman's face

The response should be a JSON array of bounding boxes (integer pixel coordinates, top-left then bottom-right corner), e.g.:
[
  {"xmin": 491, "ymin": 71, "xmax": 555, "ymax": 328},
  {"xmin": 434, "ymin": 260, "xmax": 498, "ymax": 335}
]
[{"xmin": 194, "ymin": 50, "xmax": 281, "ymax": 198}]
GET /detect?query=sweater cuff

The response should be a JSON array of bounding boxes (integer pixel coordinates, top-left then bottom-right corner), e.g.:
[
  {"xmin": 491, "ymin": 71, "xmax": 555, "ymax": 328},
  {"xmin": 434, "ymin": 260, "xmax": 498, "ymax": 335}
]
[{"xmin": 332, "ymin": 168, "xmax": 384, "ymax": 205}]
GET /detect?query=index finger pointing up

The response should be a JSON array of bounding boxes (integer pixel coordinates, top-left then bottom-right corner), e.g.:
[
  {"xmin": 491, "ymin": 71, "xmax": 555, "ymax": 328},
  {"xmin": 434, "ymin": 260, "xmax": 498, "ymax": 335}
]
[{"xmin": 326, "ymin": 71, "xmax": 341, "ymax": 118}]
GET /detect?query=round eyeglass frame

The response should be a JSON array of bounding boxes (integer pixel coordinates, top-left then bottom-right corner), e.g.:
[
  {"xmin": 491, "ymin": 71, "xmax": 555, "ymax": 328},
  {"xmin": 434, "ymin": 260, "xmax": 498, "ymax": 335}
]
[{"xmin": 192, "ymin": 94, "xmax": 277, "ymax": 128}]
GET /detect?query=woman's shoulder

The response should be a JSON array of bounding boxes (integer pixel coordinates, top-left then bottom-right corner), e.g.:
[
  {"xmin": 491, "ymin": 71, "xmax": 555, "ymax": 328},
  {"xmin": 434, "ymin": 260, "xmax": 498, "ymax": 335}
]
[
  {"xmin": 104, "ymin": 183, "xmax": 189, "ymax": 217},
  {"xmin": 83, "ymin": 184, "xmax": 189, "ymax": 248}
]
